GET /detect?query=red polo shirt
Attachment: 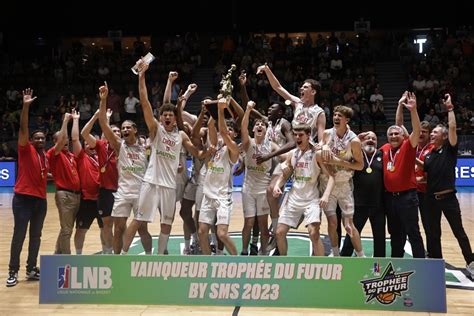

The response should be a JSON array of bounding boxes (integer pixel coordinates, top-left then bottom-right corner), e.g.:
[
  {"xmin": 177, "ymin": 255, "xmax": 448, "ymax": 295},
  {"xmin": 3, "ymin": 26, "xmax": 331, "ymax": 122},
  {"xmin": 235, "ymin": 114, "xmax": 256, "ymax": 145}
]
[
  {"xmin": 77, "ymin": 149, "xmax": 100, "ymax": 200},
  {"xmin": 95, "ymin": 139, "xmax": 118, "ymax": 191},
  {"xmin": 415, "ymin": 143, "xmax": 434, "ymax": 193},
  {"xmin": 47, "ymin": 147, "xmax": 81, "ymax": 191},
  {"xmin": 381, "ymin": 138, "xmax": 417, "ymax": 192},
  {"xmin": 14, "ymin": 142, "xmax": 47, "ymax": 199}
]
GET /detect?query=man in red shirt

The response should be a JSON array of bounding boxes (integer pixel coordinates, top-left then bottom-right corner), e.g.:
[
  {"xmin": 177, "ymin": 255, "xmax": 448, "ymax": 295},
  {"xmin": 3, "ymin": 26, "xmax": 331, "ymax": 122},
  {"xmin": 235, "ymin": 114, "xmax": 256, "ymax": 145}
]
[
  {"xmin": 7, "ymin": 89, "xmax": 47, "ymax": 287},
  {"xmin": 47, "ymin": 113, "xmax": 81, "ymax": 254},
  {"xmin": 71, "ymin": 110, "xmax": 103, "ymax": 254},
  {"xmin": 396, "ymin": 97, "xmax": 434, "ymax": 257},
  {"xmin": 381, "ymin": 91, "xmax": 425, "ymax": 258},
  {"xmin": 82, "ymin": 109, "xmax": 120, "ymax": 254}
]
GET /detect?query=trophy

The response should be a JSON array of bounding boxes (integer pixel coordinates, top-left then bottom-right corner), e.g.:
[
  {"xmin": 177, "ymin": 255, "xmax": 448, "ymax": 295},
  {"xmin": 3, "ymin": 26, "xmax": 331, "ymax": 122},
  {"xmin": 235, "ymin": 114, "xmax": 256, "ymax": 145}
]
[
  {"xmin": 131, "ymin": 52, "xmax": 155, "ymax": 75},
  {"xmin": 206, "ymin": 64, "xmax": 236, "ymax": 120}
]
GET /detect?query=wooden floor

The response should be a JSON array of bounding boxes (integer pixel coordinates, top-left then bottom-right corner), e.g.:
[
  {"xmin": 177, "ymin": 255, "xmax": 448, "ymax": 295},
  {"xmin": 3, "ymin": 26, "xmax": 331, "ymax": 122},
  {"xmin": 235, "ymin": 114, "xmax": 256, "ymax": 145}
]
[{"xmin": 0, "ymin": 190, "xmax": 473, "ymax": 315}]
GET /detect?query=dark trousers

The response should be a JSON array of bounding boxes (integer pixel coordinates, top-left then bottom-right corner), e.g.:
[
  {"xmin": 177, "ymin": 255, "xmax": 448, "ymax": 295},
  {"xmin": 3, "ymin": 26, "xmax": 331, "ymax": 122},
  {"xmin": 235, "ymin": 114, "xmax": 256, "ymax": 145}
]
[
  {"xmin": 417, "ymin": 191, "xmax": 432, "ymax": 257},
  {"xmin": 341, "ymin": 205, "xmax": 386, "ymax": 257},
  {"xmin": 9, "ymin": 193, "xmax": 47, "ymax": 272},
  {"xmin": 385, "ymin": 190, "xmax": 425, "ymax": 258},
  {"xmin": 425, "ymin": 193, "xmax": 474, "ymax": 265}
]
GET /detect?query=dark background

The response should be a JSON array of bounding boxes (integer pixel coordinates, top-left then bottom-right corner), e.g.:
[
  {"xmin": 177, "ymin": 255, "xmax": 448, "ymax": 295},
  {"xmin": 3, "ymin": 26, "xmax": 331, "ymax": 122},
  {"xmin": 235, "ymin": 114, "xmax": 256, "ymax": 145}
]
[{"xmin": 1, "ymin": 0, "xmax": 472, "ymax": 36}]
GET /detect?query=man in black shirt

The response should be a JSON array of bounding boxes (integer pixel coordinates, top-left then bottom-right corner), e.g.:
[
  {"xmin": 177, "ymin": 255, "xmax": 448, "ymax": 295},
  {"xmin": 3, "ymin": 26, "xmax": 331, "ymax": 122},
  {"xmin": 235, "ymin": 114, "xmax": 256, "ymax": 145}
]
[
  {"xmin": 424, "ymin": 94, "xmax": 474, "ymax": 278},
  {"xmin": 341, "ymin": 131, "xmax": 386, "ymax": 257}
]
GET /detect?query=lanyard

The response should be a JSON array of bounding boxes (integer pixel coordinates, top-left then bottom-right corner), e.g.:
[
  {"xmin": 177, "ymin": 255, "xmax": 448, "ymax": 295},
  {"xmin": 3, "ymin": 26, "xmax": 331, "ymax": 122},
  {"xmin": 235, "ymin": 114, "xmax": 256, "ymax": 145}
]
[
  {"xmin": 101, "ymin": 143, "xmax": 115, "ymax": 173},
  {"xmin": 36, "ymin": 151, "xmax": 48, "ymax": 179},
  {"xmin": 363, "ymin": 150, "xmax": 376, "ymax": 173}
]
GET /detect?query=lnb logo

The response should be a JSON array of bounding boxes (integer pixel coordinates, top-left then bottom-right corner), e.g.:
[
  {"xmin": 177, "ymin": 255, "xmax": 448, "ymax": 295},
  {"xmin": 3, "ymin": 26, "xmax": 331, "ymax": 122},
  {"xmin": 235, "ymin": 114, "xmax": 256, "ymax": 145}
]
[{"xmin": 58, "ymin": 264, "xmax": 112, "ymax": 289}]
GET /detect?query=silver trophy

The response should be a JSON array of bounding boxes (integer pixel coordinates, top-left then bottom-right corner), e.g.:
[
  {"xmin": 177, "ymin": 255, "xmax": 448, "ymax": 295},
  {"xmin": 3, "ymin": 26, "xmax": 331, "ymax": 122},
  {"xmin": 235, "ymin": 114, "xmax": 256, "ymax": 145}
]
[{"xmin": 131, "ymin": 52, "xmax": 155, "ymax": 75}]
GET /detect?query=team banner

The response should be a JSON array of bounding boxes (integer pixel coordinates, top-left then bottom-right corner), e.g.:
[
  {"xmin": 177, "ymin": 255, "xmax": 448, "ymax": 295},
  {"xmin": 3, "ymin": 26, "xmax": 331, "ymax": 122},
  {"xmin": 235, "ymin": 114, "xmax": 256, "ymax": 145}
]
[{"xmin": 39, "ymin": 255, "xmax": 446, "ymax": 312}]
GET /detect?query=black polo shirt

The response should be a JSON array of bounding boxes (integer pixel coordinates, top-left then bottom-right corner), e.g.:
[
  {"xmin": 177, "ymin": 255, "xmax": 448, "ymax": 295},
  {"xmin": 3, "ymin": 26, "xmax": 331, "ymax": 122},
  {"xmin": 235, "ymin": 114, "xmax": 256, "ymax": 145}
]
[{"xmin": 424, "ymin": 142, "xmax": 458, "ymax": 194}]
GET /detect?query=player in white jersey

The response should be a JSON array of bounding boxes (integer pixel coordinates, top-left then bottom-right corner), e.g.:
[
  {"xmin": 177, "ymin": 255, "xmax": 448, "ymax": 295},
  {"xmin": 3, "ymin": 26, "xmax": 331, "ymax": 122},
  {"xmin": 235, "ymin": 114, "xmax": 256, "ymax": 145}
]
[
  {"xmin": 256, "ymin": 102, "xmax": 295, "ymax": 248},
  {"xmin": 256, "ymin": 63, "xmax": 326, "ymax": 145},
  {"xmin": 96, "ymin": 83, "xmax": 151, "ymax": 255},
  {"xmin": 321, "ymin": 105, "xmax": 365, "ymax": 257},
  {"xmin": 240, "ymin": 101, "xmax": 283, "ymax": 255},
  {"xmin": 198, "ymin": 98, "xmax": 239, "ymax": 255},
  {"xmin": 121, "ymin": 61, "xmax": 207, "ymax": 255},
  {"xmin": 273, "ymin": 124, "xmax": 334, "ymax": 256}
]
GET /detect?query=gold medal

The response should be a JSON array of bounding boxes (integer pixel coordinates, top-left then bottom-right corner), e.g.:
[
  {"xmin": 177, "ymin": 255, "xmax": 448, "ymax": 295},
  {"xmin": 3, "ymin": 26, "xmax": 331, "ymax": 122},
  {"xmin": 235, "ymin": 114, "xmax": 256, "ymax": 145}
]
[
  {"xmin": 41, "ymin": 172, "xmax": 44, "ymax": 179},
  {"xmin": 366, "ymin": 167, "xmax": 372, "ymax": 174},
  {"xmin": 100, "ymin": 166, "xmax": 106, "ymax": 173},
  {"xmin": 390, "ymin": 166, "xmax": 396, "ymax": 172}
]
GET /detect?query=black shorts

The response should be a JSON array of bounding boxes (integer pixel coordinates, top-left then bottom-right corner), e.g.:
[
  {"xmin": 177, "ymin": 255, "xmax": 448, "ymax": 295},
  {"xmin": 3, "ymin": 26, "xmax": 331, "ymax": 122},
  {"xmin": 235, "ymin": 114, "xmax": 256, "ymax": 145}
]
[
  {"xmin": 76, "ymin": 199, "xmax": 103, "ymax": 229},
  {"xmin": 97, "ymin": 188, "xmax": 115, "ymax": 218}
]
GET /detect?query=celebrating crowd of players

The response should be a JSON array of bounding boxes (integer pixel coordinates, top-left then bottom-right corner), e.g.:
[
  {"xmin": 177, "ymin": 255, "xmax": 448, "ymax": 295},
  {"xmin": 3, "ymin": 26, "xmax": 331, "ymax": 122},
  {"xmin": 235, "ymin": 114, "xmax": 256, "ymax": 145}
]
[{"xmin": 6, "ymin": 60, "xmax": 474, "ymax": 287}]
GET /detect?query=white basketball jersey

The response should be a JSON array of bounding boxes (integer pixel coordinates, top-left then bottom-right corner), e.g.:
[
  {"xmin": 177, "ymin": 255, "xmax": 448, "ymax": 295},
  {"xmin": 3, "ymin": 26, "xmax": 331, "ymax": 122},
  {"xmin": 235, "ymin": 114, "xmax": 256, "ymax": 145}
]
[
  {"xmin": 243, "ymin": 138, "xmax": 272, "ymax": 194},
  {"xmin": 287, "ymin": 147, "xmax": 321, "ymax": 208},
  {"xmin": 144, "ymin": 124, "xmax": 182, "ymax": 188},
  {"xmin": 292, "ymin": 102, "xmax": 324, "ymax": 143},
  {"xmin": 203, "ymin": 145, "xmax": 235, "ymax": 199},
  {"xmin": 326, "ymin": 127, "xmax": 356, "ymax": 182},
  {"xmin": 266, "ymin": 118, "xmax": 289, "ymax": 147},
  {"xmin": 116, "ymin": 140, "xmax": 148, "ymax": 199}
]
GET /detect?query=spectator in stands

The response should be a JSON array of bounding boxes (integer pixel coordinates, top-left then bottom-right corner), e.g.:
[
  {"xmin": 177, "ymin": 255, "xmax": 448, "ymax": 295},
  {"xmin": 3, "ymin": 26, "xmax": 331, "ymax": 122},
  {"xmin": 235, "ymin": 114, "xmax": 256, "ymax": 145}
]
[
  {"xmin": 78, "ymin": 96, "xmax": 92, "ymax": 129},
  {"xmin": 1, "ymin": 112, "xmax": 15, "ymax": 141},
  {"xmin": 412, "ymin": 74, "xmax": 427, "ymax": 97},
  {"xmin": 123, "ymin": 90, "xmax": 140, "ymax": 123},
  {"xmin": 369, "ymin": 87, "xmax": 384, "ymax": 105},
  {"xmin": 32, "ymin": 116, "xmax": 50, "ymax": 141},
  {"xmin": 372, "ymin": 100, "xmax": 386, "ymax": 123},
  {"xmin": 106, "ymin": 89, "xmax": 122, "ymax": 124},
  {"xmin": 424, "ymin": 108, "xmax": 440, "ymax": 128},
  {"xmin": 0, "ymin": 142, "xmax": 18, "ymax": 161}
]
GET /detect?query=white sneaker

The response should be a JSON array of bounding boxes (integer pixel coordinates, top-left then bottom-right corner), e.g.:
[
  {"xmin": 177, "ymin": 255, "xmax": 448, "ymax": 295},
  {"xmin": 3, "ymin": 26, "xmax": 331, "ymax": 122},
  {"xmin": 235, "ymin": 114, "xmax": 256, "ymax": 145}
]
[{"xmin": 466, "ymin": 262, "xmax": 474, "ymax": 278}]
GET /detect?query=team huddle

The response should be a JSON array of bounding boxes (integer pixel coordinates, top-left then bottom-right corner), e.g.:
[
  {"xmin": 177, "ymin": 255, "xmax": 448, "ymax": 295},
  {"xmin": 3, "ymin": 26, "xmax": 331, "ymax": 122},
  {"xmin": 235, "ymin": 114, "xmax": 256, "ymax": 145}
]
[{"xmin": 6, "ymin": 61, "xmax": 474, "ymax": 288}]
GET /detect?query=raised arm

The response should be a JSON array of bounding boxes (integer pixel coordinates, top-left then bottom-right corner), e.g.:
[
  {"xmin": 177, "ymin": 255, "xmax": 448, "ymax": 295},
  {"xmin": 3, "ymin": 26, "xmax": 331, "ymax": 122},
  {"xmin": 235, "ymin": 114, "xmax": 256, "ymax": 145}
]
[
  {"xmin": 81, "ymin": 110, "xmax": 99, "ymax": 149},
  {"xmin": 239, "ymin": 71, "xmax": 250, "ymax": 107},
  {"xmin": 163, "ymin": 71, "xmax": 178, "ymax": 104},
  {"xmin": 180, "ymin": 83, "xmax": 199, "ymax": 125},
  {"xmin": 444, "ymin": 93, "xmax": 457, "ymax": 146},
  {"xmin": 207, "ymin": 116, "xmax": 218, "ymax": 148},
  {"xmin": 53, "ymin": 113, "xmax": 72, "ymax": 155},
  {"xmin": 240, "ymin": 101, "xmax": 255, "ymax": 152},
  {"xmin": 191, "ymin": 103, "xmax": 208, "ymax": 147},
  {"xmin": 137, "ymin": 62, "xmax": 158, "ymax": 139},
  {"xmin": 218, "ymin": 98, "xmax": 239, "ymax": 163},
  {"xmin": 98, "ymin": 82, "xmax": 121, "ymax": 152},
  {"xmin": 176, "ymin": 96, "xmax": 187, "ymax": 132},
  {"xmin": 395, "ymin": 91, "xmax": 408, "ymax": 127},
  {"xmin": 71, "ymin": 109, "xmax": 82, "ymax": 156},
  {"xmin": 229, "ymin": 96, "xmax": 245, "ymax": 128},
  {"xmin": 256, "ymin": 63, "xmax": 300, "ymax": 106},
  {"xmin": 18, "ymin": 88, "xmax": 38, "ymax": 146},
  {"xmin": 406, "ymin": 92, "xmax": 420, "ymax": 148}
]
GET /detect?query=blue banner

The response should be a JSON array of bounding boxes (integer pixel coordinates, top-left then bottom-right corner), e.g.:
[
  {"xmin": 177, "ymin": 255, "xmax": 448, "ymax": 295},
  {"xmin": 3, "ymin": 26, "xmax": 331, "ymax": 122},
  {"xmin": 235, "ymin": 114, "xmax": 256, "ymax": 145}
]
[
  {"xmin": 0, "ymin": 161, "xmax": 16, "ymax": 187},
  {"xmin": 456, "ymin": 157, "xmax": 474, "ymax": 186}
]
